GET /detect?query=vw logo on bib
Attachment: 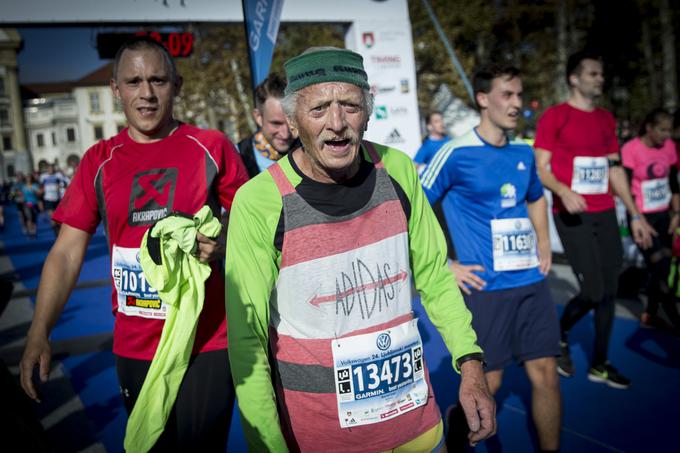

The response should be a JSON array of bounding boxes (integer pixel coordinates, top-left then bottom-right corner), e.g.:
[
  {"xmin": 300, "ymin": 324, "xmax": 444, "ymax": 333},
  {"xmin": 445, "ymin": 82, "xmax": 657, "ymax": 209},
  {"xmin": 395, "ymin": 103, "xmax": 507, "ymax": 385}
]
[{"xmin": 376, "ymin": 332, "xmax": 391, "ymax": 350}]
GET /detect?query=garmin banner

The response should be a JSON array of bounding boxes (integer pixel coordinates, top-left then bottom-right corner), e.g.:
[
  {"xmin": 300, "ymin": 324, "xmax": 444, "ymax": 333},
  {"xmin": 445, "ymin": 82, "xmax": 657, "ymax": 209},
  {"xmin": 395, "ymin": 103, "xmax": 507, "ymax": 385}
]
[{"xmin": 242, "ymin": 0, "xmax": 284, "ymax": 90}]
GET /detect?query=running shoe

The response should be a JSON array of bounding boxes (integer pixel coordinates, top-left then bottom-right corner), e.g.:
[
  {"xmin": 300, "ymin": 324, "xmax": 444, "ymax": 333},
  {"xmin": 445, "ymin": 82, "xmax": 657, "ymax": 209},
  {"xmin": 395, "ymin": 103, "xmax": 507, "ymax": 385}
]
[
  {"xmin": 640, "ymin": 312, "xmax": 672, "ymax": 330},
  {"xmin": 556, "ymin": 341, "xmax": 574, "ymax": 377},
  {"xmin": 587, "ymin": 362, "xmax": 631, "ymax": 389},
  {"xmin": 640, "ymin": 312, "xmax": 652, "ymax": 328}
]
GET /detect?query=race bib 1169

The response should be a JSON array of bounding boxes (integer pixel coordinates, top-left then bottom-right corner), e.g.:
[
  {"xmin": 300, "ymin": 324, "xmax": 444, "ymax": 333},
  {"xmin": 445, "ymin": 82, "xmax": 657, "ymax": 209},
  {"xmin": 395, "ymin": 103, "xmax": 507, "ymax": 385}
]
[{"xmin": 491, "ymin": 218, "xmax": 539, "ymax": 271}]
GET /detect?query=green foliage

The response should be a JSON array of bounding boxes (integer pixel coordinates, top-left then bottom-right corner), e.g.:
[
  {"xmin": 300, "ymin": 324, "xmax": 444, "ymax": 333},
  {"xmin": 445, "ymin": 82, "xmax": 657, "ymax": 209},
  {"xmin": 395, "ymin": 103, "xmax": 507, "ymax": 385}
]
[
  {"xmin": 174, "ymin": 23, "xmax": 343, "ymax": 141},
  {"xmin": 173, "ymin": 2, "xmax": 678, "ymax": 139},
  {"xmin": 410, "ymin": 0, "xmax": 679, "ymax": 129}
]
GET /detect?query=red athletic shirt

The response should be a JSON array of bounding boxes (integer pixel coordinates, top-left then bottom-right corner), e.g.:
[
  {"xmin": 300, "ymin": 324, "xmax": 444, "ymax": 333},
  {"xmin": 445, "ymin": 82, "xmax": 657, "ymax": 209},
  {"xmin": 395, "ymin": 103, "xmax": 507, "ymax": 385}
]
[
  {"xmin": 535, "ymin": 103, "xmax": 619, "ymax": 213},
  {"xmin": 53, "ymin": 123, "xmax": 248, "ymax": 360}
]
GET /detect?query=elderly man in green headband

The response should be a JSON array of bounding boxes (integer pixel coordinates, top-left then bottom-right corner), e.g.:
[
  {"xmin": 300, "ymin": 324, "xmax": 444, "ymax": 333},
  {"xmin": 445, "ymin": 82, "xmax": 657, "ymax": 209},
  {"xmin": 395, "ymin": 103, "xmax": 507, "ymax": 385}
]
[{"xmin": 225, "ymin": 46, "xmax": 495, "ymax": 452}]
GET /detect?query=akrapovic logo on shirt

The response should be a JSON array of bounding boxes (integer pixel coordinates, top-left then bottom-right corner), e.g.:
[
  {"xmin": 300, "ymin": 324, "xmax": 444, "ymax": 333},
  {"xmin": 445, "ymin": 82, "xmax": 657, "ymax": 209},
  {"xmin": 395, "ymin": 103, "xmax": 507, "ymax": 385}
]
[{"xmin": 128, "ymin": 168, "xmax": 178, "ymax": 226}]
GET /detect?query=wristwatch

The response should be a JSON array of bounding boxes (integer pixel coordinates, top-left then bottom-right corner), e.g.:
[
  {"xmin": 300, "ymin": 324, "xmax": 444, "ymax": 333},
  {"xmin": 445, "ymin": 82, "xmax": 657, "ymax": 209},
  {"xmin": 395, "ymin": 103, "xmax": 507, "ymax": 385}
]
[{"xmin": 456, "ymin": 352, "xmax": 486, "ymax": 370}]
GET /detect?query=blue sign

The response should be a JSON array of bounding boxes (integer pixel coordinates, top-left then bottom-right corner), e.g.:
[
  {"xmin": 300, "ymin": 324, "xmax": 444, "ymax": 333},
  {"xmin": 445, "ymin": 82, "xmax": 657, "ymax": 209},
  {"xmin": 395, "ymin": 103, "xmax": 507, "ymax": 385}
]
[{"xmin": 242, "ymin": 0, "xmax": 284, "ymax": 90}]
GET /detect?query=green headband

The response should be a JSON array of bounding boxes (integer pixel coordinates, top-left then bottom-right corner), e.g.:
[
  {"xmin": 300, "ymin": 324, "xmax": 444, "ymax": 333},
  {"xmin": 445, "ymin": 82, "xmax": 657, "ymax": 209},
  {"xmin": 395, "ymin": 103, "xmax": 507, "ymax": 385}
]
[{"xmin": 284, "ymin": 48, "xmax": 370, "ymax": 95}]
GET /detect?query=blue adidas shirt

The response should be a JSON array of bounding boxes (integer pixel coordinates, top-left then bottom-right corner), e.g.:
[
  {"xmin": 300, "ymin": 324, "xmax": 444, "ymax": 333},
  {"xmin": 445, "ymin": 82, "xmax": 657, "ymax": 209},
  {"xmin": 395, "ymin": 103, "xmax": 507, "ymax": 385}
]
[
  {"xmin": 420, "ymin": 129, "xmax": 545, "ymax": 291},
  {"xmin": 413, "ymin": 136, "xmax": 450, "ymax": 165}
]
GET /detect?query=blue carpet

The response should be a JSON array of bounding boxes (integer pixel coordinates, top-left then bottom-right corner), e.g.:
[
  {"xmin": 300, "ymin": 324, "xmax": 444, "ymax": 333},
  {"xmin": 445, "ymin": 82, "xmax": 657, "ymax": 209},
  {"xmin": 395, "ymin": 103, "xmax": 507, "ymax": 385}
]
[{"xmin": 2, "ymin": 204, "xmax": 679, "ymax": 452}]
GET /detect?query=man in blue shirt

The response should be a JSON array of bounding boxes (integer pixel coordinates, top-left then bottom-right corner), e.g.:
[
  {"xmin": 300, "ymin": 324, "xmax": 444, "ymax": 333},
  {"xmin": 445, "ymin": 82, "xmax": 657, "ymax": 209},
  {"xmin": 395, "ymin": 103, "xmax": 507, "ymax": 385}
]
[
  {"xmin": 414, "ymin": 111, "xmax": 449, "ymax": 170},
  {"xmin": 421, "ymin": 64, "xmax": 561, "ymax": 453},
  {"xmin": 414, "ymin": 111, "xmax": 455, "ymax": 258}
]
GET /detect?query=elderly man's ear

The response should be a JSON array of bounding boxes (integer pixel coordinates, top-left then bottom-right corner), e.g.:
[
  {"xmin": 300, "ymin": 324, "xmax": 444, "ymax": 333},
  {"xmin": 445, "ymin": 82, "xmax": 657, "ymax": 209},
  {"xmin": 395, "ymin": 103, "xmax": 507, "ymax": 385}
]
[{"xmin": 286, "ymin": 118, "xmax": 299, "ymax": 139}]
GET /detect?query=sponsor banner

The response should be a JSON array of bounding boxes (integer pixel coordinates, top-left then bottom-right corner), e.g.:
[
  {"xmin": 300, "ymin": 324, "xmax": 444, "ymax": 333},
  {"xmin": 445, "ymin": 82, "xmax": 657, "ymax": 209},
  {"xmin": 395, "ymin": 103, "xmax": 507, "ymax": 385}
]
[
  {"xmin": 373, "ymin": 105, "xmax": 409, "ymax": 121},
  {"xmin": 243, "ymin": 0, "xmax": 284, "ymax": 90},
  {"xmin": 347, "ymin": 20, "xmax": 421, "ymax": 158},
  {"xmin": 370, "ymin": 54, "xmax": 402, "ymax": 69}
]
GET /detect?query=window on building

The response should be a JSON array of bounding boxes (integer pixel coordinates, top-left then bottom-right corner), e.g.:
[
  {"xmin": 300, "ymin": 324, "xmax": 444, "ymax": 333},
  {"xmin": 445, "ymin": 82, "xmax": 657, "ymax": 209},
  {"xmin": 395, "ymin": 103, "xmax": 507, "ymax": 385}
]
[
  {"xmin": 52, "ymin": 132, "xmax": 57, "ymax": 145},
  {"xmin": 94, "ymin": 125, "xmax": 104, "ymax": 140},
  {"xmin": 0, "ymin": 109, "xmax": 9, "ymax": 127},
  {"xmin": 0, "ymin": 76, "xmax": 5, "ymax": 96},
  {"xmin": 66, "ymin": 128, "xmax": 76, "ymax": 142},
  {"xmin": 2, "ymin": 136, "xmax": 12, "ymax": 151},
  {"xmin": 89, "ymin": 91, "xmax": 101, "ymax": 113},
  {"xmin": 7, "ymin": 164, "xmax": 15, "ymax": 178},
  {"xmin": 37, "ymin": 133, "xmax": 45, "ymax": 148}
]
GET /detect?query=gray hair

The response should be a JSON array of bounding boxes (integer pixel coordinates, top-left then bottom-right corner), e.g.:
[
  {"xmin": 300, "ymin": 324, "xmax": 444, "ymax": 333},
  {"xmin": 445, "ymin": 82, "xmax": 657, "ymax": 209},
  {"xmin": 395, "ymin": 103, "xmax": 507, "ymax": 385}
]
[{"xmin": 281, "ymin": 88, "xmax": 374, "ymax": 125}]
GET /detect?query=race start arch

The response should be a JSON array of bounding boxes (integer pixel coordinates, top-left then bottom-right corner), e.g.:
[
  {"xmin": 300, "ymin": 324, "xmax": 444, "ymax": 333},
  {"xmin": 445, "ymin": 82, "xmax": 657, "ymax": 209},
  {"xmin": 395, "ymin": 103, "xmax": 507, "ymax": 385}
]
[{"xmin": 3, "ymin": 0, "xmax": 423, "ymax": 156}]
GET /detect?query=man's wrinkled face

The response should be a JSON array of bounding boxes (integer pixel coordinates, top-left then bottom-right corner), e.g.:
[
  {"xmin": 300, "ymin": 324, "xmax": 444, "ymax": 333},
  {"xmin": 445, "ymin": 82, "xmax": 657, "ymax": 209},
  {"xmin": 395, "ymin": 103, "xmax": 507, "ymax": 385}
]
[
  {"xmin": 111, "ymin": 47, "xmax": 181, "ymax": 143},
  {"xmin": 571, "ymin": 59, "xmax": 604, "ymax": 99},
  {"xmin": 477, "ymin": 75, "xmax": 523, "ymax": 132},
  {"xmin": 292, "ymin": 82, "xmax": 368, "ymax": 182},
  {"xmin": 254, "ymin": 97, "xmax": 293, "ymax": 153}
]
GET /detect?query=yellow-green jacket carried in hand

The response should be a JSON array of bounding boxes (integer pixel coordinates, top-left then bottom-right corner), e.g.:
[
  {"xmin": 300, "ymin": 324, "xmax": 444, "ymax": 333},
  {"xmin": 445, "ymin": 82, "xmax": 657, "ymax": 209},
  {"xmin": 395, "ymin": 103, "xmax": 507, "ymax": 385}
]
[{"xmin": 124, "ymin": 206, "xmax": 222, "ymax": 453}]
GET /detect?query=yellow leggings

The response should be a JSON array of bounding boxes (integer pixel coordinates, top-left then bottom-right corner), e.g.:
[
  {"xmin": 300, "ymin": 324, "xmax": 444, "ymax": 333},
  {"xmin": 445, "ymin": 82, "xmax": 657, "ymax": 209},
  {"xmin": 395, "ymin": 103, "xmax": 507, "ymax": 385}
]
[{"xmin": 380, "ymin": 420, "xmax": 445, "ymax": 453}]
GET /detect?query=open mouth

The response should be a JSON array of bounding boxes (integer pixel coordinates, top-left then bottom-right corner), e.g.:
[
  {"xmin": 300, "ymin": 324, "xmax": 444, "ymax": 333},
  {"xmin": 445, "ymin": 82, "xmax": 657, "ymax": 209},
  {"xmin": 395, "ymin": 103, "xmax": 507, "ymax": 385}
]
[{"xmin": 324, "ymin": 139, "xmax": 351, "ymax": 152}]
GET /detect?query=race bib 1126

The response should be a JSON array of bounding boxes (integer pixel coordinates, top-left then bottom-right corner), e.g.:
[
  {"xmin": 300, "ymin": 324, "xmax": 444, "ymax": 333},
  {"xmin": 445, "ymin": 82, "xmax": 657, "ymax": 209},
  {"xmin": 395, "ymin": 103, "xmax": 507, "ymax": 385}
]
[{"xmin": 571, "ymin": 156, "xmax": 608, "ymax": 194}]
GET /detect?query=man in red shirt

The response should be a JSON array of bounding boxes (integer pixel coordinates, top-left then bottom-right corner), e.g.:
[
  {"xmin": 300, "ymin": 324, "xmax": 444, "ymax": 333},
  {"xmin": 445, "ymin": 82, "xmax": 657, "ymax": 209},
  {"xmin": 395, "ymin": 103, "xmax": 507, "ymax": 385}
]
[
  {"xmin": 534, "ymin": 51, "xmax": 654, "ymax": 389},
  {"xmin": 19, "ymin": 37, "xmax": 248, "ymax": 449}
]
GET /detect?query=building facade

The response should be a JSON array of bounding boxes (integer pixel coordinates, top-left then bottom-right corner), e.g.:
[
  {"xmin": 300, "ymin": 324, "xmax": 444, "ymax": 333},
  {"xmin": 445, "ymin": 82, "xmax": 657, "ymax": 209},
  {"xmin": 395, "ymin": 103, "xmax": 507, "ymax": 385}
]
[
  {"xmin": 0, "ymin": 28, "xmax": 29, "ymax": 182},
  {"xmin": 23, "ymin": 91, "xmax": 81, "ymax": 171},
  {"xmin": 73, "ymin": 63, "xmax": 126, "ymax": 153},
  {"xmin": 22, "ymin": 62, "xmax": 125, "ymax": 174}
]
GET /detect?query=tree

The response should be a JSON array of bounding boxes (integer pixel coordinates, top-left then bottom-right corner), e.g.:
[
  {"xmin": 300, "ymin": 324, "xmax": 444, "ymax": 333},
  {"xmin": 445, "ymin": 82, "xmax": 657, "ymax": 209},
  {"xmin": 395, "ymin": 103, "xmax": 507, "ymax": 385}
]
[
  {"xmin": 174, "ymin": 23, "xmax": 344, "ymax": 142},
  {"xmin": 659, "ymin": 0, "xmax": 677, "ymax": 112}
]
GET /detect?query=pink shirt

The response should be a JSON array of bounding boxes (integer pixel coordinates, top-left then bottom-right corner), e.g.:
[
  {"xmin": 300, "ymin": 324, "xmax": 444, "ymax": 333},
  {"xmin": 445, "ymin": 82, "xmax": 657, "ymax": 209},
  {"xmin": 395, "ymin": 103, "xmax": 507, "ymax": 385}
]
[{"xmin": 621, "ymin": 137, "xmax": 677, "ymax": 213}]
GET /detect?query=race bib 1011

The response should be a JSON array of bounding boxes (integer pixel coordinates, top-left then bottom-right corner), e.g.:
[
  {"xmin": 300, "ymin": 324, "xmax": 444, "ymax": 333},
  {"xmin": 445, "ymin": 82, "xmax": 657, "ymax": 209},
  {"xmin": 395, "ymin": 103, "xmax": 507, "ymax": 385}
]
[{"xmin": 112, "ymin": 245, "xmax": 165, "ymax": 319}]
